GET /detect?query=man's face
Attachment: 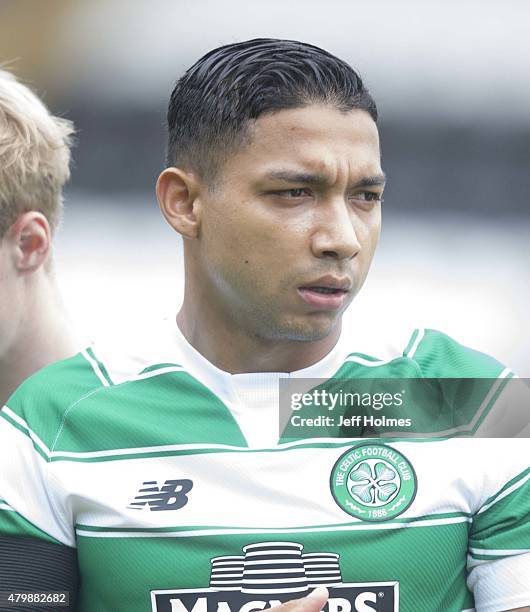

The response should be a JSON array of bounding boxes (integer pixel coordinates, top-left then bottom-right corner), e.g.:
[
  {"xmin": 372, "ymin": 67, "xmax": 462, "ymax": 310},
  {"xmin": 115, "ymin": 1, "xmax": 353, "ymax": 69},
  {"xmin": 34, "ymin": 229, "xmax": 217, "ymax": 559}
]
[{"xmin": 194, "ymin": 104, "xmax": 384, "ymax": 342}]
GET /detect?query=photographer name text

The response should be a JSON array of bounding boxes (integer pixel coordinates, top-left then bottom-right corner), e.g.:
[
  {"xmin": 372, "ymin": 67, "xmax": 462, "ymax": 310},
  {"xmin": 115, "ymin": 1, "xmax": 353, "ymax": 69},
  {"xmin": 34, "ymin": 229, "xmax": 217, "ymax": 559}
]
[{"xmin": 290, "ymin": 414, "xmax": 412, "ymax": 428}]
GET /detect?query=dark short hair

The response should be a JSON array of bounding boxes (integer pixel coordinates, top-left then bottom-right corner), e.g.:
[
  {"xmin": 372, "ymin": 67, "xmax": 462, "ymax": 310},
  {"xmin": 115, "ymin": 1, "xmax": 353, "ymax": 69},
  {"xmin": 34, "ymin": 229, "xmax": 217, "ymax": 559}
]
[{"xmin": 166, "ymin": 38, "xmax": 378, "ymax": 182}]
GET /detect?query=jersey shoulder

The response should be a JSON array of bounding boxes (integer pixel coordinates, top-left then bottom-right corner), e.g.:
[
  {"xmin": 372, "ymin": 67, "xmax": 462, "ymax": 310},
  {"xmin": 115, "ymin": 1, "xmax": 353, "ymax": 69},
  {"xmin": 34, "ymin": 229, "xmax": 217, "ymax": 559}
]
[
  {"xmin": 409, "ymin": 328, "xmax": 508, "ymax": 377},
  {"xmin": 1, "ymin": 319, "xmax": 195, "ymax": 452},
  {"xmin": 2, "ymin": 349, "xmax": 108, "ymax": 450},
  {"xmin": 337, "ymin": 321, "xmax": 508, "ymax": 377}
]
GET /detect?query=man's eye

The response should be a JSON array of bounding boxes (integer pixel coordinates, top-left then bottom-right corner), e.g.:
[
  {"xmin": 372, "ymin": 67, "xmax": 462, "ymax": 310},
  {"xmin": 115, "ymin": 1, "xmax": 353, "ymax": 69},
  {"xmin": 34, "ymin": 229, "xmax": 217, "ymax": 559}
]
[
  {"xmin": 354, "ymin": 191, "xmax": 383, "ymax": 202},
  {"xmin": 274, "ymin": 188, "xmax": 311, "ymax": 198}
]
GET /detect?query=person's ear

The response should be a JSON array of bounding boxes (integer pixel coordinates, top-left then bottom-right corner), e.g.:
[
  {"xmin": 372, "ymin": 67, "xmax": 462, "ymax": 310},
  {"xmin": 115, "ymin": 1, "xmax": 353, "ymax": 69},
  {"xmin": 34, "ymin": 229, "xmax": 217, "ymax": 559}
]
[
  {"xmin": 7, "ymin": 212, "xmax": 51, "ymax": 274},
  {"xmin": 156, "ymin": 168, "xmax": 202, "ymax": 239}
]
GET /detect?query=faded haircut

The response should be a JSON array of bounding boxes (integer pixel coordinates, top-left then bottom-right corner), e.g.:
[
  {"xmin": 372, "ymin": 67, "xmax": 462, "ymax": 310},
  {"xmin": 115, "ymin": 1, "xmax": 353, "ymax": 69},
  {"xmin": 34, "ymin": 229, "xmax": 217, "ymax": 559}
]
[
  {"xmin": 0, "ymin": 69, "xmax": 74, "ymax": 238},
  {"xmin": 166, "ymin": 38, "xmax": 378, "ymax": 184}
]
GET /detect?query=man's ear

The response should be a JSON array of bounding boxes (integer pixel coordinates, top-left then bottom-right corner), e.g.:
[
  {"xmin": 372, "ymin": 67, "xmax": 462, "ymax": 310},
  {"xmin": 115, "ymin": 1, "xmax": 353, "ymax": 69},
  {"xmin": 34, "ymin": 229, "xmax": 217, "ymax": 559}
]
[
  {"xmin": 7, "ymin": 212, "xmax": 51, "ymax": 274},
  {"xmin": 156, "ymin": 167, "xmax": 202, "ymax": 239}
]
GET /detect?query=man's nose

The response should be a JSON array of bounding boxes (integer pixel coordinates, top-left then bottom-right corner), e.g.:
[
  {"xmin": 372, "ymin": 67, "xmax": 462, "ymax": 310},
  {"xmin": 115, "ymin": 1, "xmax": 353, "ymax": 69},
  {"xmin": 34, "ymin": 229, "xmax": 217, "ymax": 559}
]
[{"xmin": 310, "ymin": 198, "xmax": 361, "ymax": 260}]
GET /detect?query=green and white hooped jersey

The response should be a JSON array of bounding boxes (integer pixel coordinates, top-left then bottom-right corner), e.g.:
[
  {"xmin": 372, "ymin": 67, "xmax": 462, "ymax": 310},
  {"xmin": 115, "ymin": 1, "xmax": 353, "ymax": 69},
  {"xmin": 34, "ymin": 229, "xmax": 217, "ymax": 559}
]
[{"xmin": 1, "ymin": 321, "xmax": 530, "ymax": 612}]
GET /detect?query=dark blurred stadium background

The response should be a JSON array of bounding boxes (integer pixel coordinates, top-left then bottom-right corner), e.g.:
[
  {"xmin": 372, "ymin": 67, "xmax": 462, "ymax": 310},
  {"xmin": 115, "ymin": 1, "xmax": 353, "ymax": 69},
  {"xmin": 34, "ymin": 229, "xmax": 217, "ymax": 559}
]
[{"xmin": 1, "ymin": 0, "xmax": 528, "ymax": 374}]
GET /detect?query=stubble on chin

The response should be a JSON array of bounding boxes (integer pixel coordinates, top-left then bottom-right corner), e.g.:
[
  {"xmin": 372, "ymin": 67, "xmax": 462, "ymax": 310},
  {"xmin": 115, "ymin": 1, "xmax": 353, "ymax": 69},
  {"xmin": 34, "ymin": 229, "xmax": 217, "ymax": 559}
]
[{"xmin": 250, "ymin": 306, "xmax": 339, "ymax": 343}]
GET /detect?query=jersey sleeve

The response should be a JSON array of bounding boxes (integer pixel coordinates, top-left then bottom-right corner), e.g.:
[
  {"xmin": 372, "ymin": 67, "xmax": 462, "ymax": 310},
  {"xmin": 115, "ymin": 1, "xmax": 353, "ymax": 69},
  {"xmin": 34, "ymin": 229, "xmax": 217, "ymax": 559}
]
[
  {"xmin": 467, "ymin": 454, "xmax": 530, "ymax": 611},
  {"xmin": 412, "ymin": 331, "xmax": 530, "ymax": 608},
  {"xmin": 0, "ymin": 400, "xmax": 75, "ymax": 547},
  {"xmin": 0, "ymin": 352, "xmax": 102, "ymax": 548}
]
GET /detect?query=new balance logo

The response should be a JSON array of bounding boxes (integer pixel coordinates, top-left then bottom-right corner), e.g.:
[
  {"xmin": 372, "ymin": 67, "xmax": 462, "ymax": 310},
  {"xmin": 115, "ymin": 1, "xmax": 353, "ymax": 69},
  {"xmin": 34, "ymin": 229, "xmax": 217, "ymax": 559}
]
[{"xmin": 128, "ymin": 479, "xmax": 193, "ymax": 511}]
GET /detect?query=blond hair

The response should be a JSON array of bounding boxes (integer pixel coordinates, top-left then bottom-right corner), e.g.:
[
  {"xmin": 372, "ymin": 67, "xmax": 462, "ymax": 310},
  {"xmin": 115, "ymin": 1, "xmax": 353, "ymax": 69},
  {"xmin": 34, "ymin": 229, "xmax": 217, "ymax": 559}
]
[{"xmin": 0, "ymin": 69, "xmax": 74, "ymax": 237}]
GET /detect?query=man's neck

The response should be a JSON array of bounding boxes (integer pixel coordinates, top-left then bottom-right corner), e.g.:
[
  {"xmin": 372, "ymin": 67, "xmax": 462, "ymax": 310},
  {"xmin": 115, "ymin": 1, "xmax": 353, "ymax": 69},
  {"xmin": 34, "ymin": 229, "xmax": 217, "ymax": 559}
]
[
  {"xmin": 176, "ymin": 302, "xmax": 342, "ymax": 375},
  {"xmin": 0, "ymin": 279, "xmax": 79, "ymax": 407}
]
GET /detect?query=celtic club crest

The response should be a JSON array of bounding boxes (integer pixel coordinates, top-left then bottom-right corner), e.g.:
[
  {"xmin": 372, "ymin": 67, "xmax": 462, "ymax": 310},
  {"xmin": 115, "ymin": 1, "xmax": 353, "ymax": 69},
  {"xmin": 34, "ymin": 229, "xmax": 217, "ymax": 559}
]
[{"xmin": 330, "ymin": 442, "xmax": 417, "ymax": 522}]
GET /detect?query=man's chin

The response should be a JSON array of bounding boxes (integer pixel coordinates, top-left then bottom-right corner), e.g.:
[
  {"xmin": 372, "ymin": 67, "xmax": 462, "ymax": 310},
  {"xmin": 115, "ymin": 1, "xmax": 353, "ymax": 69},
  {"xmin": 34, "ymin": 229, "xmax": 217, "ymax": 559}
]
[{"xmin": 269, "ymin": 314, "xmax": 340, "ymax": 343}]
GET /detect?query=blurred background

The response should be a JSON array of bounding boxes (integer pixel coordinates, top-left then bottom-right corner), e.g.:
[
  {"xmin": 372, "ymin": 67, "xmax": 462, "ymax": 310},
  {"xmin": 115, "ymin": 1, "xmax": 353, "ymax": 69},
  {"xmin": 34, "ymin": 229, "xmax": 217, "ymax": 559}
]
[{"xmin": 1, "ymin": 0, "xmax": 528, "ymax": 373}]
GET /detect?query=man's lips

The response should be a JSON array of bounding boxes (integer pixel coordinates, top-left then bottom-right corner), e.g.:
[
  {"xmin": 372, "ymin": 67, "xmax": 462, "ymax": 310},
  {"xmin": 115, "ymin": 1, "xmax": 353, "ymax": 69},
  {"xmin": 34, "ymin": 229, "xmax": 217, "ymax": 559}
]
[
  {"xmin": 297, "ymin": 276, "xmax": 351, "ymax": 310},
  {"xmin": 297, "ymin": 287, "xmax": 348, "ymax": 310}
]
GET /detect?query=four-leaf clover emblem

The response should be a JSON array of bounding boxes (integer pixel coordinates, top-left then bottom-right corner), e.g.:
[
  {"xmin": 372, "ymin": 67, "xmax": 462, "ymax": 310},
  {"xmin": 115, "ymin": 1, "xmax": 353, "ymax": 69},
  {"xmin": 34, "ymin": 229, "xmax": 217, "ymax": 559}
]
[{"xmin": 347, "ymin": 459, "xmax": 400, "ymax": 506}]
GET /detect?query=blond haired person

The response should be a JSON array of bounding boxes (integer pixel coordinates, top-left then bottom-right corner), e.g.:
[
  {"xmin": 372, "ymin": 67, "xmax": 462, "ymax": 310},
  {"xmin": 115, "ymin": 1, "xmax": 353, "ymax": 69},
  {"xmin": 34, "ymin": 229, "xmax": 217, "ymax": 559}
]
[{"xmin": 0, "ymin": 69, "xmax": 78, "ymax": 406}]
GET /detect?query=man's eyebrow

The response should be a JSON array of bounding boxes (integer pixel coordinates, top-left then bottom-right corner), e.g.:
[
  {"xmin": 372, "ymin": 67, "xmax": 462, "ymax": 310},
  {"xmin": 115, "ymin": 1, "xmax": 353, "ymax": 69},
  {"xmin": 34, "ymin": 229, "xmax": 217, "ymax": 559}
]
[
  {"xmin": 263, "ymin": 170, "xmax": 386, "ymax": 188},
  {"xmin": 355, "ymin": 174, "xmax": 387, "ymax": 188}
]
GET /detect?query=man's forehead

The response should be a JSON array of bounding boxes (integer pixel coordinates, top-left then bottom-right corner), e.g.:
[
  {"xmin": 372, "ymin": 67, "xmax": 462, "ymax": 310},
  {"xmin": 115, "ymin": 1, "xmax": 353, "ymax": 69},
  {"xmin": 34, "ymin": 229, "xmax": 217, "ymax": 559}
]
[
  {"xmin": 252, "ymin": 106, "xmax": 378, "ymax": 152},
  {"xmin": 258, "ymin": 103, "xmax": 375, "ymax": 124},
  {"xmin": 236, "ymin": 107, "xmax": 380, "ymax": 165},
  {"xmin": 219, "ymin": 105, "xmax": 382, "ymax": 184},
  {"xmin": 251, "ymin": 104, "xmax": 379, "ymax": 141}
]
